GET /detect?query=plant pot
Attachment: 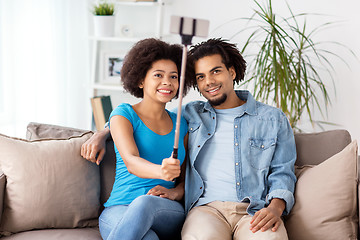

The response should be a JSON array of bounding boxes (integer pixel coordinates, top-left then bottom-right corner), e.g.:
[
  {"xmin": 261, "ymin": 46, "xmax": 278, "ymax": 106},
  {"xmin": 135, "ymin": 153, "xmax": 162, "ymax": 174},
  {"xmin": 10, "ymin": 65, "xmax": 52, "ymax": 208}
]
[{"xmin": 93, "ymin": 15, "xmax": 115, "ymax": 37}]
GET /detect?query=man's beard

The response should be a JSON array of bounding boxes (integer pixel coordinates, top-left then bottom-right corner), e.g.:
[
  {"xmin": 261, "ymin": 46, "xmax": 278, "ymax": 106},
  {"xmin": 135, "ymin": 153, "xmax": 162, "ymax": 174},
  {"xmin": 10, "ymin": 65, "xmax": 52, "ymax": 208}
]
[{"xmin": 208, "ymin": 94, "xmax": 227, "ymax": 106}]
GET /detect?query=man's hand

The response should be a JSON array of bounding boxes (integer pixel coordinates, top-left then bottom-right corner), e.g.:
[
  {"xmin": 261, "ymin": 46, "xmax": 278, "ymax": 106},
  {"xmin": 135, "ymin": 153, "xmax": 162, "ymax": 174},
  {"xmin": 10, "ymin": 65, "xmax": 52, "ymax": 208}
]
[
  {"xmin": 81, "ymin": 129, "xmax": 109, "ymax": 165},
  {"xmin": 147, "ymin": 185, "xmax": 181, "ymax": 201},
  {"xmin": 159, "ymin": 157, "xmax": 181, "ymax": 181},
  {"xmin": 249, "ymin": 198, "xmax": 285, "ymax": 233}
]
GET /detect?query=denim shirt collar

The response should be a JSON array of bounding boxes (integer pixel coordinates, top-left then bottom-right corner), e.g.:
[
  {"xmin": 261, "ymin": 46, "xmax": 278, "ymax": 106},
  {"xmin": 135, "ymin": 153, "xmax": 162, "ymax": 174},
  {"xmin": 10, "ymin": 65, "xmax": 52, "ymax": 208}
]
[{"xmin": 203, "ymin": 90, "xmax": 258, "ymax": 116}]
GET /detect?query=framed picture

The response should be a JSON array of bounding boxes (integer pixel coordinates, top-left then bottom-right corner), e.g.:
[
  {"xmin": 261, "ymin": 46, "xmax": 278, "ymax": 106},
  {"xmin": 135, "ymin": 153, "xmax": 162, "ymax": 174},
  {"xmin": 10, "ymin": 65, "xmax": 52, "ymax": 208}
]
[{"xmin": 100, "ymin": 51, "xmax": 125, "ymax": 85}]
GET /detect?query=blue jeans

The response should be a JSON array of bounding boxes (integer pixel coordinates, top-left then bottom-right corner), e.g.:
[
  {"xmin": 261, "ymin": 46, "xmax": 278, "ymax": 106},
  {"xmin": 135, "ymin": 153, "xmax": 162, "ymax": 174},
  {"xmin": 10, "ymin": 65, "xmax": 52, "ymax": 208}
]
[{"xmin": 99, "ymin": 195, "xmax": 185, "ymax": 240}]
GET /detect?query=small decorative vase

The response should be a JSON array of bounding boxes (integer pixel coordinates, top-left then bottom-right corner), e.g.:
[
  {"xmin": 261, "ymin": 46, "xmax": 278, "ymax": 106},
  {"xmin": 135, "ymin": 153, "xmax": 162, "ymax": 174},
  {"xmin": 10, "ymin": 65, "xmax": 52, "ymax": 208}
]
[{"xmin": 93, "ymin": 15, "xmax": 115, "ymax": 37}]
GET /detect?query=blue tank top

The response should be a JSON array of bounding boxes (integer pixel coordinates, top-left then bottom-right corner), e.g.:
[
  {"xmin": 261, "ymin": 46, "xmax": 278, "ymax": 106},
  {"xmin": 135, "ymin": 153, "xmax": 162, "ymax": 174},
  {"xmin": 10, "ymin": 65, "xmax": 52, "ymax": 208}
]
[{"xmin": 104, "ymin": 103, "xmax": 188, "ymax": 207}]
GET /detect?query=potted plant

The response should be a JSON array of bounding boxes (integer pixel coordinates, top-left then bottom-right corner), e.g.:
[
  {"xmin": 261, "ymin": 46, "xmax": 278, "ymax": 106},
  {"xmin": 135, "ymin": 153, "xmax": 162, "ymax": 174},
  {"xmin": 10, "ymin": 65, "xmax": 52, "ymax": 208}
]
[
  {"xmin": 221, "ymin": 0, "xmax": 354, "ymax": 130},
  {"xmin": 92, "ymin": 1, "xmax": 115, "ymax": 37}
]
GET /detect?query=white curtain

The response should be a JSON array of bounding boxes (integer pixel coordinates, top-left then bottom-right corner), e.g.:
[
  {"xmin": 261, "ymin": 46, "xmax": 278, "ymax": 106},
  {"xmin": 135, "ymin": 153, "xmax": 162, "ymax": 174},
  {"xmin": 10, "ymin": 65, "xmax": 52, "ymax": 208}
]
[{"xmin": 0, "ymin": 0, "xmax": 91, "ymax": 138}]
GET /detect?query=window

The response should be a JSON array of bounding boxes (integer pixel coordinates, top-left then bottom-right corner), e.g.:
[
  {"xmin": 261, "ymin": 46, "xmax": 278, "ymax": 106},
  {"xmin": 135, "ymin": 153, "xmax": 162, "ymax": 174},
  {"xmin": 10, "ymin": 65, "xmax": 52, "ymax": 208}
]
[
  {"xmin": 0, "ymin": 0, "xmax": 5, "ymax": 119},
  {"xmin": 0, "ymin": 0, "xmax": 13, "ymax": 135},
  {"xmin": 0, "ymin": 68, "xmax": 3, "ymax": 115},
  {"xmin": 0, "ymin": 0, "xmax": 90, "ymax": 137}
]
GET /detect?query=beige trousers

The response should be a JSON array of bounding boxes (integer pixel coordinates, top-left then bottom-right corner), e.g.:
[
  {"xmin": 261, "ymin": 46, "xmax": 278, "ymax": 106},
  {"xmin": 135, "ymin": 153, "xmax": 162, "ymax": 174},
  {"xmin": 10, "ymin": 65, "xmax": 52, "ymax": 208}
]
[{"xmin": 181, "ymin": 201, "xmax": 288, "ymax": 240}]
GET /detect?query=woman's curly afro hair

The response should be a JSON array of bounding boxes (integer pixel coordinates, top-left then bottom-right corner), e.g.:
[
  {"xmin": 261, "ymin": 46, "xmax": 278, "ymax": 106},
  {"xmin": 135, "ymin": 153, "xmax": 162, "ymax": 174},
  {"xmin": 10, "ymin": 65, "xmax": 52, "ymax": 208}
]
[{"xmin": 121, "ymin": 38, "xmax": 192, "ymax": 98}]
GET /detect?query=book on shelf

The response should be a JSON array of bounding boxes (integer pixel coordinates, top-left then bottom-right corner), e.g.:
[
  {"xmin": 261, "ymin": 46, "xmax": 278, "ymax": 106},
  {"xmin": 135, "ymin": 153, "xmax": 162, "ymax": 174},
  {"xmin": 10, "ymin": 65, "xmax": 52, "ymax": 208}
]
[{"xmin": 91, "ymin": 95, "xmax": 113, "ymax": 131}]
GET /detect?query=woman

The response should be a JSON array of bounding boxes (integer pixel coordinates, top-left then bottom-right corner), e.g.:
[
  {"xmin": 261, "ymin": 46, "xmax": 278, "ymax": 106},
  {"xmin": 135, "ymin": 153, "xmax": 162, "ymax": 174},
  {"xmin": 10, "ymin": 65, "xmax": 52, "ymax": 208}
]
[{"xmin": 99, "ymin": 38, "xmax": 191, "ymax": 240}]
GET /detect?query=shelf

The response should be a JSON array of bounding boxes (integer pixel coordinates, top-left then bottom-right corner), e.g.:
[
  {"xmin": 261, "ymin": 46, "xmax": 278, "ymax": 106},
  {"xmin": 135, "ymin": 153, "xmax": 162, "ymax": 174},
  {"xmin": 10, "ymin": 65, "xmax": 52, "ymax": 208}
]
[
  {"xmin": 114, "ymin": 1, "xmax": 161, "ymax": 7},
  {"xmin": 89, "ymin": 34, "xmax": 173, "ymax": 42},
  {"xmin": 92, "ymin": 84, "xmax": 124, "ymax": 91},
  {"xmin": 88, "ymin": 36, "xmax": 142, "ymax": 42},
  {"xmin": 114, "ymin": 0, "xmax": 172, "ymax": 6}
]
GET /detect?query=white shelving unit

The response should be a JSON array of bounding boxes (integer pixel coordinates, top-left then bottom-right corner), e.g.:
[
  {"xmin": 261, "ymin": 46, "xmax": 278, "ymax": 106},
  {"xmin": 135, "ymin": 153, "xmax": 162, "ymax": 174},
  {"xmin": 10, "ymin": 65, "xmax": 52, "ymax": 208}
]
[
  {"xmin": 87, "ymin": 0, "xmax": 169, "ymax": 128},
  {"xmin": 89, "ymin": 0, "xmax": 167, "ymax": 96}
]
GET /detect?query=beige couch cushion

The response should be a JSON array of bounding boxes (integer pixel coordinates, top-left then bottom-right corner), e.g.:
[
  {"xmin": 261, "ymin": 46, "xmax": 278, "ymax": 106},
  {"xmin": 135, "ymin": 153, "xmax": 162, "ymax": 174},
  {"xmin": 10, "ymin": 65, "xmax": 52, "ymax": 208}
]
[
  {"xmin": 25, "ymin": 122, "xmax": 116, "ymax": 206},
  {"xmin": 285, "ymin": 140, "xmax": 358, "ymax": 240},
  {"xmin": 0, "ymin": 132, "xmax": 100, "ymax": 234},
  {"xmin": 1, "ymin": 228, "xmax": 101, "ymax": 240}
]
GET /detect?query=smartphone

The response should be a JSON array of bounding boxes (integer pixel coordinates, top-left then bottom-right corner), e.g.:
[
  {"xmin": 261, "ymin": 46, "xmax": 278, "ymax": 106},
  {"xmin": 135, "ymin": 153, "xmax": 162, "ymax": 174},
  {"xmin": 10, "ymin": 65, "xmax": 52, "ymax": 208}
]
[{"xmin": 170, "ymin": 16, "xmax": 209, "ymax": 38}]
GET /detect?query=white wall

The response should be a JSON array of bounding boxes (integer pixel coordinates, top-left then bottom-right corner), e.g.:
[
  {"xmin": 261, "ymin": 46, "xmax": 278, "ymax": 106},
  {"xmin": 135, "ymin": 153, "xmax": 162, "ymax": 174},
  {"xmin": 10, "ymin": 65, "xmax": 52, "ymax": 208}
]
[
  {"xmin": 163, "ymin": 0, "xmax": 360, "ymax": 144},
  {"xmin": 2, "ymin": 0, "xmax": 360, "ymax": 144}
]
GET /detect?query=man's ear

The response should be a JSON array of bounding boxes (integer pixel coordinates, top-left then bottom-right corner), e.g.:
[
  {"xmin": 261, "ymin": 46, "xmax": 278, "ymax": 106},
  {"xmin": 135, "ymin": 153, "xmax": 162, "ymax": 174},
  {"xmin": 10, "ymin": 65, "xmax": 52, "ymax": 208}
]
[{"xmin": 229, "ymin": 66, "xmax": 236, "ymax": 80}]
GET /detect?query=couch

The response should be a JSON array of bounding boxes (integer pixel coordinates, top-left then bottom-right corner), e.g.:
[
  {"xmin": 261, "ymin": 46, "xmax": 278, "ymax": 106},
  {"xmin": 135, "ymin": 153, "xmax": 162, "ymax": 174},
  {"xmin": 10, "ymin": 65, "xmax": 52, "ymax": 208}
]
[{"xmin": 0, "ymin": 122, "xmax": 358, "ymax": 239}]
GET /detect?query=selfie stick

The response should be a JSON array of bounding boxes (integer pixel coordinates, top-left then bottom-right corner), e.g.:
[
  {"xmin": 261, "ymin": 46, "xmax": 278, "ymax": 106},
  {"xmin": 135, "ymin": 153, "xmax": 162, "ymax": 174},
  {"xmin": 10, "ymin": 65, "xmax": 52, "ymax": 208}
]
[
  {"xmin": 170, "ymin": 16, "xmax": 209, "ymax": 159},
  {"xmin": 172, "ymin": 44, "xmax": 187, "ymax": 159}
]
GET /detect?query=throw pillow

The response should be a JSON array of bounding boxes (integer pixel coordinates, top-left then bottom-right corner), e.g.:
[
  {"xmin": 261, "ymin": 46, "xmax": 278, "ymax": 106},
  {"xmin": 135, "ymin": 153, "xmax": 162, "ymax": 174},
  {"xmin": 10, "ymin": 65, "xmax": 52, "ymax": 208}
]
[
  {"xmin": 0, "ymin": 132, "xmax": 100, "ymax": 234},
  {"xmin": 285, "ymin": 140, "xmax": 358, "ymax": 240}
]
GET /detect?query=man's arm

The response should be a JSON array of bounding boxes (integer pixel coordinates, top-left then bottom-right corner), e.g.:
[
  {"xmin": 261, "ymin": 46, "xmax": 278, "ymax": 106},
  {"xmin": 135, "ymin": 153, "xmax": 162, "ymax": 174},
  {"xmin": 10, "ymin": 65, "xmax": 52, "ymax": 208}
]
[
  {"xmin": 266, "ymin": 112, "xmax": 297, "ymax": 214},
  {"xmin": 250, "ymin": 112, "xmax": 297, "ymax": 233},
  {"xmin": 81, "ymin": 127, "xmax": 110, "ymax": 165}
]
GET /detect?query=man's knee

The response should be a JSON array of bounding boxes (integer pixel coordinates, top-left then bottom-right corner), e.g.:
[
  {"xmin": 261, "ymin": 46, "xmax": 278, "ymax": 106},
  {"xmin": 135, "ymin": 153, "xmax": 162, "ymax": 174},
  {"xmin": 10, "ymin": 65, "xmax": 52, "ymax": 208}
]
[
  {"xmin": 234, "ymin": 215, "xmax": 288, "ymax": 240},
  {"xmin": 181, "ymin": 207, "xmax": 232, "ymax": 240}
]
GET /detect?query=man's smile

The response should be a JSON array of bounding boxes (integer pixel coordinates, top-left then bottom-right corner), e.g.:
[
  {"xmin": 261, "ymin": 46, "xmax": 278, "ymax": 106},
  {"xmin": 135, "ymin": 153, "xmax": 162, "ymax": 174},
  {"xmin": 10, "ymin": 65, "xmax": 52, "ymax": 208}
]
[{"xmin": 206, "ymin": 86, "xmax": 221, "ymax": 96}]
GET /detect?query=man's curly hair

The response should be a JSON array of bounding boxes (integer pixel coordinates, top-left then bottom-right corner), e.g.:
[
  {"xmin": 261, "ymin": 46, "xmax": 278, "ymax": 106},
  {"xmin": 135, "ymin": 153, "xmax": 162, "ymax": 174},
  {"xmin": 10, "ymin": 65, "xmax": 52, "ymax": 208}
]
[
  {"xmin": 188, "ymin": 38, "xmax": 247, "ymax": 88},
  {"xmin": 121, "ymin": 38, "xmax": 192, "ymax": 98}
]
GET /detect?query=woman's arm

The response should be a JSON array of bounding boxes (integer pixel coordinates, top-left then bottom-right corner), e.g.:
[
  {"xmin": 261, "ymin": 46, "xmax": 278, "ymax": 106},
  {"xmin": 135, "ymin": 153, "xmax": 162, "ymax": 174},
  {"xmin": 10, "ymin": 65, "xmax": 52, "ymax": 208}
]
[
  {"xmin": 147, "ymin": 133, "xmax": 188, "ymax": 201},
  {"xmin": 111, "ymin": 115, "xmax": 181, "ymax": 181}
]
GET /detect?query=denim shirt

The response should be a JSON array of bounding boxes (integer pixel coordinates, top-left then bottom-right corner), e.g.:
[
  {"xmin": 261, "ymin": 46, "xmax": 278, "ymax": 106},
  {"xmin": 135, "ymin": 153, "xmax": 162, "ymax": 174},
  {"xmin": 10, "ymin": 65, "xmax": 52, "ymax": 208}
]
[{"xmin": 182, "ymin": 90, "xmax": 297, "ymax": 216}]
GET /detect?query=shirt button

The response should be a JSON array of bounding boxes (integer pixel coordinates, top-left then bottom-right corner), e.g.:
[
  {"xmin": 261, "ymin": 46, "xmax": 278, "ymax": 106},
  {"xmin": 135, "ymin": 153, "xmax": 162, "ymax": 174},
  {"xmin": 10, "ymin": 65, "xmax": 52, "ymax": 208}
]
[
  {"xmin": 198, "ymin": 145, "xmax": 201, "ymax": 148},
  {"xmin": 208, "ymin": 133, "xmax": 211, "ymax": 136},
  {"xmin": 235, "ymin": 162, "xmax": 239, "ymax": 166},
  {"xmin": 235, "ymin": 143, "xmax": 238, "ymax": 146},
  {"xmin": 212, "ymin": 117, "xmax": 215, "ymax": 119},
  {"xmin": 200, "ymin": 187, "xmax": 202, "ymax": 189},
  {"xmin": 235, "ymin": 125, "xmax": 238, "ymax": 128},
  {"xmin": 261, "ymin": 145, "xmax": 265, "ymax": 149},
  {"xmin": 190, "ymin": 128, "xmax": 193, "ymax": 131},
  {"xmin": 237, "ymin": 182, "xmax": 240, "ymax": 186}
]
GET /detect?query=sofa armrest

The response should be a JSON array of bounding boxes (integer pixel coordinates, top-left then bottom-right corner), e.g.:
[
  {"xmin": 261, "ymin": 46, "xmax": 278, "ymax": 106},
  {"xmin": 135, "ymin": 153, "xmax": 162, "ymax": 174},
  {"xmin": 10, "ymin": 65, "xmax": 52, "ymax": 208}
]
[
  {"xmin": 0, "ymin": 170, "xmax": 6, "ymax": 224},
  {"xmin": 26, "ymin": 122, "xmax": 91, "ymax": 140}
]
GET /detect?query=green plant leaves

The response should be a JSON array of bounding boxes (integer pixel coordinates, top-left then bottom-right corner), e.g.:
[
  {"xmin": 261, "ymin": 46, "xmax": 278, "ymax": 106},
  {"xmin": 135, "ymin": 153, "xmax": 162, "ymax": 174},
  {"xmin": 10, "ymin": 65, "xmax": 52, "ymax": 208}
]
[
  {"xmin": 221, "ymin": 0, "xmax": 355, "ymax": 130},
  {"xmin": 92, "ymin": 2, "xmax": 114, "ymax": 16}
]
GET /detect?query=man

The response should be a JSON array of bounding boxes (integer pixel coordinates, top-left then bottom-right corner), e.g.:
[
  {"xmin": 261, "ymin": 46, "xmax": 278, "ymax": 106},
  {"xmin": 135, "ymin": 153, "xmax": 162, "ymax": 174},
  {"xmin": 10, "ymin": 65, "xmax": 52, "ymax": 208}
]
[{"xmin": 81, "ymin": 38, "xmax": 296, "ymax": 240}]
